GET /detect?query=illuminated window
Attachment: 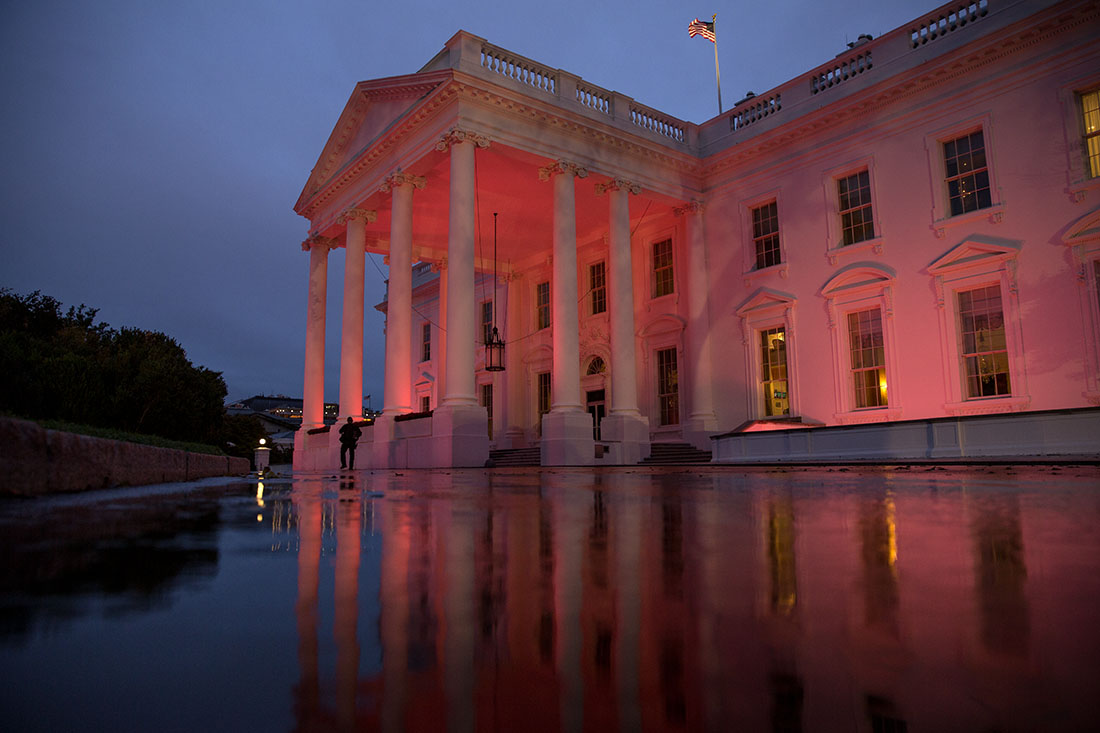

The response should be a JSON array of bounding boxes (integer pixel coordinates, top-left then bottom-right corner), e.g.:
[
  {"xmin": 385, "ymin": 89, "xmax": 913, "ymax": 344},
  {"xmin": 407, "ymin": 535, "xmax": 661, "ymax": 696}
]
[
  {"xmin": 958, "ymin": 285, "xmax": 1010, "ymax": 398},
  {"xmin": 652, "ymin": 239, "xmax": 674, "ymax": 297},
  {"xmin": 589, "ymin": 261, "xmax": 607, "ymax": 315},
  {"xmin": 760, "ymin": 327, "xmax": 789, "ymax": 416},
  {"xmin": 838, "ymin": 170, "xmax": 875, "ymax": 245},
  {"xmin": 848, "ymin": 309, "xmax": 887, "ymax": 408},
  {"xmin": 1082, "ymin": 88, "xmax": 1100, "ymax": 179},
  {"xmin": 943, "ymin": 130, "xmax": 992, "ymax": 216},
  {"xmin": 536, "ymin": 281, "xmax": 551, "ymax": 330},
  {"xmin": 419, "ymin": 395, "xmax": 430, "ymax": 412},
  {"xmin": 537, "ymin": 371, "xmax": 551, "ymax": 416},
  {"xmin": 656, "ymin": 347, "xmax": 679, "ymax": 426},
  {"xmin": 480, "ymin": 383, "xmax": 493, "ymax": 440},
  {"xmin": 481, "ymin": 300, "xmax": 493, "ymax": 344},
  {"xmin": 586, "ymin": 356, "xmax": 606, "ymax": 375},
  {"xmin": 420, "ymin": 322, "xmax": 431, "ymax": 362},
  {"xmin": 752, "ymin": 201, "xmax": 781, "ymax": 269}
]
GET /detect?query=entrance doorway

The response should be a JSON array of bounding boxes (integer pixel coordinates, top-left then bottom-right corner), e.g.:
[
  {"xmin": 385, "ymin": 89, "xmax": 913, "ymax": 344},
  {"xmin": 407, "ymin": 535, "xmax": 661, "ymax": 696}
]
[{"xmin": 586, "ymin": 389, "xmax": 606, "ymax": 441}]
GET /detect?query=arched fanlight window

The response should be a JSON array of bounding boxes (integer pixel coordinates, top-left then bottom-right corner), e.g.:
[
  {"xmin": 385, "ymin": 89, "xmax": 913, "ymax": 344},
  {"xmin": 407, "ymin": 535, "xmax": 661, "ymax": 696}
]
[{"xmin": 586, "ymin": 356, "xmax": 607, "ymax": 375}]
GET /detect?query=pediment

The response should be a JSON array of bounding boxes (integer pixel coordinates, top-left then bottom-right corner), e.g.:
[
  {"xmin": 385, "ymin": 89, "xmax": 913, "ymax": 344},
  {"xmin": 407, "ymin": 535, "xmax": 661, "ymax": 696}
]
[
  {"xmin": 927, "ymin": 235, "xmax": 1021, "ymax": 275},
  {"xmin": 294, "ymin": 71, "xmax": 450, "ymax": 214},
  {"xmin": 734, "ymin": 287, "xmax": 796, "ymax": 318},
  {"xmin": 638, "ymin": 314, "xmax": 686, "ymax": 338},
  {"xmin": 821, "ymin": 263, "xmax": 895, "ymax": 297},
  {"xmin": 1062, "ymin": 206, "xmax": 1100, "ymax": 246}
]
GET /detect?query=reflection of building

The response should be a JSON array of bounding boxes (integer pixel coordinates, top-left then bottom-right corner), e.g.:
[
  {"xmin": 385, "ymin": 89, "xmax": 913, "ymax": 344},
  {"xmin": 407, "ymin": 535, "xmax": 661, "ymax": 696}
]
[{"xmin": 293, "ymin": 0, "xmax": 1100, "ymax": 469}]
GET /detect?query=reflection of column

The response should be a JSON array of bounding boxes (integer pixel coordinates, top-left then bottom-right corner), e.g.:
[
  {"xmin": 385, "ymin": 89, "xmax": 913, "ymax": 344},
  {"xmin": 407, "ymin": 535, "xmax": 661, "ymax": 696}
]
[
  {"xmin": 548, "ymin": 473, "xmax": 585, "ymax": 731},
  {"xmin": 539, "ymin": 160, "xmax": 594, "ymax": 465},
  {"xmin": 444, "ymin": 496, "xmax": 476, "ymax": 732},
  {"xmin": 338, "ymin": 208, "xmax": 376, "ymax": 420},
  {"xmin": 382, "ymin": 173, "xmax": 423, "ymax": 414},
  {"xmin": 294, "ymin": 492, "xmax": 322, "ymax": 728},
  {"xmin": 335, "ymin": 491, "xmax": 361, "ymax": 730},
  {"xmin": 380, "ymin": 482, "xmax": 410, "ymax": 732},
  {"xmin": 613, "ymin": 473, "xmax": 642, "ymax": 731},
  {"xmin": 677, "ymin": 201, "xmax": 718, "ymax": 450},
  {"xmin": 595, "ymin": 179, "xmax": 649, "ymax": 464}
]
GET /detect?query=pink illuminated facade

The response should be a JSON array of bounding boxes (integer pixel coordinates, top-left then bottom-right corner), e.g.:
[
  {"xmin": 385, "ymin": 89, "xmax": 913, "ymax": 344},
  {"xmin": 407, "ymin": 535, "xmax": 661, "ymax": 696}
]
[{"xmin": 294, "ymin": 0, "xmax": 1100, "ymax": 469}]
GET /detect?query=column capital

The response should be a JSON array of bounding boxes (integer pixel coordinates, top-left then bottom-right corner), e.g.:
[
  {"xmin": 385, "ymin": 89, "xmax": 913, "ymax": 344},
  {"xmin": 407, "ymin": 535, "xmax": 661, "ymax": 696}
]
[
  {"xmin": 436, "ymin": 127, "xmax": 491, "ymax": 151},
  {"xmin": 430, "ymin": 256, "xmax": 448, "ymax": 272},
  {"xmin": 380, "ymin": 171, "xmax": 426, "ymax": 193},
  {"xmin": 538, "ymin": 160, "xmax": 588, "ymax": 181},
  {"xmin": 673, "ymin": 200, "xmax": 705, "ymax": 216},
  {"xmin": 301, "ymin": 234, "xmax": 338, "ymax": 252},
  {"xmin": 595, "ymin": 178, "xmax": 641, "ymax": 195},
  {"xmin": 337, "ymin": 208, "xmax": 377, "ymax": 225}
]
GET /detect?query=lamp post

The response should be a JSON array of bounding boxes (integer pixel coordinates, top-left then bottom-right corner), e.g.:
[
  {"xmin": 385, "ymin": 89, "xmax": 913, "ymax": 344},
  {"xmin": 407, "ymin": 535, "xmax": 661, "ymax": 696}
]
[{"xmin": 485, "ymin": 212, "xmax": 505, "ymax": 372}]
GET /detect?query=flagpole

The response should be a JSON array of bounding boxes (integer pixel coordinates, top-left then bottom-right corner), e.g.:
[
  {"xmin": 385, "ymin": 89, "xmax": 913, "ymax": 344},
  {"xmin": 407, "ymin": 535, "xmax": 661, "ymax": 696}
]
[{"xmin": 713, "ymin": 14, "xmax": 723, "ymax": 114}]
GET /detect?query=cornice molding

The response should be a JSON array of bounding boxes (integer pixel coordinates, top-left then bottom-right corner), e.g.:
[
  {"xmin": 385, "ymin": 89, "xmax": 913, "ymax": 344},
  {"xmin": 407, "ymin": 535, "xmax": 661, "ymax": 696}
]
[
  {"xmin": 538, "ymin": 160, "xmax": 588, "ymax": 181},
  {"xmin": 595, "ymin": 178, "xmax": 641, "ymax": 195}
]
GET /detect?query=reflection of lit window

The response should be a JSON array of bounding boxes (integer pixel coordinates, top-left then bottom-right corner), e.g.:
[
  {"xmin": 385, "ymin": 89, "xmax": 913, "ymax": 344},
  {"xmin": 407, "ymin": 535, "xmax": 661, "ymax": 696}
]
[
  {"xmin": 848, "ymin": 309, "xmax": 887, "ymax": 408},
  {"xmin": 958, "ymin": 285, "xmax": 1010, "ymax": 398},
  {"xmin": 768, "ymin": 500, "xmax": 797, "ymax": 615},
  {"xmin": 760, "ymin": 327, "xmax": 789, "ymax": 416}
]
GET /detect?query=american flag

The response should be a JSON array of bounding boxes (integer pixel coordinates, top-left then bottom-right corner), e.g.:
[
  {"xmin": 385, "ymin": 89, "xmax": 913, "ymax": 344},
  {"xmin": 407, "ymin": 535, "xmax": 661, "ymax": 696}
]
[{"xmin": 688, "ymin": 18, "xmax": 716, "ymax": 43}]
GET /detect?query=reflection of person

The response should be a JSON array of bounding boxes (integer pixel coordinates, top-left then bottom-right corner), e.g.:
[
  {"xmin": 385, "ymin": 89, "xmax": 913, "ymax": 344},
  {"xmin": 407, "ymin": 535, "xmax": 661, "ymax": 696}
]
[{"xmin": 339, "ymin": 417, "xmax": 361, "ymax": 470}]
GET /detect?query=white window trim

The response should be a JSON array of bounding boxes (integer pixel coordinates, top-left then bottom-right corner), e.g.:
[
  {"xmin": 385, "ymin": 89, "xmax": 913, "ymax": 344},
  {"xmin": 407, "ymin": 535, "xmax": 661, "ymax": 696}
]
[
  {"xmin": 822, "ymin": 265, "xmax": 902, "ymax": 423},
  {"xmin": 583, "ymin": 255, "xmax": 610, "ymax": 320},
  {"xmin": 1063, "ymin": 207, "xmax": 1100, "ymax": 404},
  {"xmin": 735, "ymin": 288, "xmax": 801, "ymax": 420},
  {"xmin": 740, "ymin": 189, "xmax": 790, "ymax": 284},
  {"xmin": 822, "ymin": 157, "xmax": 885, "ymax": 265},
  {"xmin": 928, "ymin": 236, "xmax": 1030, "ymax": 415},
  {"xmin": 1058, "ymin": 73, "xmax": 1100, "ymax": 201},
  {"xmin": 638, "ymin": 314, "xmax": 685, "ymax": 434},
  {"xmin": 522, "ymin": 344, "xmax": 553, "ymax": 438},
  {"xmin": 645, "ymin": 228, "xmax": 679, "ymax": 306},
  {"xmin": 924, "ymin": 114, "xmax": 1006, "ymax": 239}
]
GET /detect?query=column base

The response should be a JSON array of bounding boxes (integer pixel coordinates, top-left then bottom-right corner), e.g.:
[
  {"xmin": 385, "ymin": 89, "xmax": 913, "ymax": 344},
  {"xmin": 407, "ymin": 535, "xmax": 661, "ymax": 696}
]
[
  {"xmin": 682, "ymin": 413, "xmax": 719, "ymax": 452},
  {"xmin": 600, "ymin": 412, "xmax": 651, "ymax": 464},
  {"xmin": 371, "ymin": 414, "xmax": 405, "ymax": 469},
  {"xmin": 541, "ymin": 409, "xmax": 595, "ymax": 466},
  {"xmin": 427, "ymin": 403, "xmax": 490, "ymax": 468},
  {"xmin": 293, "ymin": 426, "xmax": 333, "ymax": 471}
]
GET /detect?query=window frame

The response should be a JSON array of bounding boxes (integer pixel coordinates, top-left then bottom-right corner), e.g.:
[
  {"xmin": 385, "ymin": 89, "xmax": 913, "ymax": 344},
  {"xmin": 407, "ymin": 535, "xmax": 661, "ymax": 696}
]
[
  {"xmin": 822, "ymin": 158, "xmax": 884, "ymax": 265},
  {"xmin": 735, "ymin": 289, "xmax": 801, "ymax": 420},
  {"xmin": 923, "ymin": 115, "xmax": 1004, "ymax": 239},
  {"xmin": 480, "ymin": 299, "xmax": 494, "ymax": 345},
  {"xmin": 1057, "ymin": 74, "xmax": 1100, "ymax": 201},
  {"xmin": 420, "ymin": 321, "xmax": 431, "ymax": 363},
  {"xmin": 535, "ymin": 280, "xmax": 551, "ymax": 331},
  {"xmin": 655, "ymin": 346, "xmax": 680, "ymax": 426},
  {"xmin": 589, "ymin": 260, "xmax": 607, "ymax": 316},
  {"xmin": 651, "ymin": 237, "xmax": 675, "ymax": 299},
  {"xmin": 739, "ymin": 189, "xmax": 789, "ymax": 283},
  {"xmin": 928, "ymin": 237, "xmax": 1029, "ymax": 415},
  {"xmin": 1063, "ymin": 208, "xmax": 1100, "ymax": 404}
]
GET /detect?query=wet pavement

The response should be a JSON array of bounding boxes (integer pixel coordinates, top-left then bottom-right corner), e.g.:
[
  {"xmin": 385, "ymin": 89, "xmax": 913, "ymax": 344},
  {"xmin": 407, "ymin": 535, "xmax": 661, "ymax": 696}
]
[{"xmin": 1, "ymin": 464, "xmax": 1098, "ymax": 732}]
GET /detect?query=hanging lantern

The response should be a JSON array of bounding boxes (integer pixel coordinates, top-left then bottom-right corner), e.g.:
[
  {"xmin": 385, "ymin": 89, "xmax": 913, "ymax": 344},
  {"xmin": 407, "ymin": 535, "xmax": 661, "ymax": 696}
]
[{"xmin": 485, "ymin": 325, "xmax": 505, "ymax": 371}]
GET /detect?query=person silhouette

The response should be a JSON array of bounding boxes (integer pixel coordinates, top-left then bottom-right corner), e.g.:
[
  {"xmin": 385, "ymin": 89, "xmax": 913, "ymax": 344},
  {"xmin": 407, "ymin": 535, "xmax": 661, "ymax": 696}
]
[{"xmin": 338, "ymin": 417, "xmax": 362, "ymax": 470}]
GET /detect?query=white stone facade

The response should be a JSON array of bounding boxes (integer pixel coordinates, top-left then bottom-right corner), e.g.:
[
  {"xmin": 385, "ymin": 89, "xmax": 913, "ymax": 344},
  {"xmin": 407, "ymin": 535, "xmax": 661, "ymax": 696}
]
[{"xmin": 294, "ymin": 0, "xmax": 1100, "ymax": 469}]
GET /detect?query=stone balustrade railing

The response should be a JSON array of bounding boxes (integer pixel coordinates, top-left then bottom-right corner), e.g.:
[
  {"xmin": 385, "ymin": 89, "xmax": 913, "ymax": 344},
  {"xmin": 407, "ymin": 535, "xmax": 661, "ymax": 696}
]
[
  {"xmin": 810, "ymin": 50, "xmax": 873, "ymax": 95},
  {"xmin": 911, "ymin": 0, "xmax": 990, "ymax": 48},
  {"xmin": 480, "ymin": 44, "xmax": 557, "ymax": 93}
]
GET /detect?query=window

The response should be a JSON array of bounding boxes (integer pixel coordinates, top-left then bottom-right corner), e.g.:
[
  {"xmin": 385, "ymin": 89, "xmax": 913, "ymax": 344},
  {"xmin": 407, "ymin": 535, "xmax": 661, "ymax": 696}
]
[
  {"xmin": 589, "ymin": 261, "xmax": 607, "ymax": 315},
  {"xmin": 958, "ymin": 285, "xmax": 1010, "ymax": 399},
  {"xmin": 652, "ymin": 238, "xmax": 674, "ymax": 297},
  {"xmin": 420, "ymin": 322, "xmax": 431, "ymax": 362},
  {"xmin": 537, "ymin": 371, "xmax": 552, "ymax": 416},
  {"xmin": 480, "ymin": 383, "xmax": 493, "ymax": 440},
  {"xmin": 760, "ymin": 327, "xmax": 789, "ymax": 416},
  {"xmin": 419, "ymin": 395, "xmax": 430, "ymax": 412},
  {"xmin": 536, "ymin": 281, "xmax": 551, "ymax": 330},
  {"xmin": 586, "ymin": 356, "xmax": 606, "ymax": 375},
  {"xmin": 838, "ymin": 170, "xmax": 875, "ymax": 245},
  {"xmin": 481, "ymin": 300, "xmax": 493, "ymax": 344},
  {"xmin": 752, "ymin": 201, "xmax": 781, "ymax": 269},
  {"xmin": 656, "ymin": 347, "xmax": 679, "ymax": 426},
  {"xmin": 943, "ymin": 130, "xmax": 992, "ymax": 216},
  {"xmin": 848, "ymin": 309, "xmax": 887, "ymax": 408},
  {"xmin": 1082, "ymin": 89, "xmax": 1100, "ymax": 179}
]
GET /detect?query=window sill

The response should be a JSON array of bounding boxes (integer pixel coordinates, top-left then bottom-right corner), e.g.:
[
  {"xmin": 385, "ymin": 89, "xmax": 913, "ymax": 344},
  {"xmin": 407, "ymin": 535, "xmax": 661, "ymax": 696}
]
[
  {"xmin": 1068, "ymin": 176, "xmax": 1100, "ymax": 204},
  {"xmin": 646, "ymin": 292, "xmax": 678, "ymax": 311},
  {"xmin": 932, "ymin": 203, "xmax": 1005, "ymax": 239},
  {"xmin": 742, "ymin": 262, "xmax": 789, "ymax": 286},
  {"xmin": 826, "ymin": 236, "xmax": 884, "ymax": 265},
  {"xmin": 834, "ymin": 407, "xmax": 901, "ymax": 424},
  {"xmin": 943, "ymin": 395, "xmax": 1030, "ymax": 416}
]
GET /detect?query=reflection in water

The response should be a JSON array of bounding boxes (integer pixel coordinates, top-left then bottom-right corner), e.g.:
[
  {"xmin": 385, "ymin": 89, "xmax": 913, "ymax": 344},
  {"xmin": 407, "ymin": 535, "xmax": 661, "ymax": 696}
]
[{"xmin": 1, "ymin": 467, "xmax": 1098, "ymax": 732}]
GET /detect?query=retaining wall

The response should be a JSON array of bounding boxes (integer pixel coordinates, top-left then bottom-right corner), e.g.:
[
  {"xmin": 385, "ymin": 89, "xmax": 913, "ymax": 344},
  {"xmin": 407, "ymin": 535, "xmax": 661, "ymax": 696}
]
[{"xmin": 0, "ymin": 417, "xmax": 250, "ymax": 495}]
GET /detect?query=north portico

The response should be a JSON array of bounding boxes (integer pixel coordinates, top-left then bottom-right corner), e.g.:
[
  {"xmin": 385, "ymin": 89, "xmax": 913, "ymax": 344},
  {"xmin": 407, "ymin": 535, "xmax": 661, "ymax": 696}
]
[{"xmin": 292, "ymin": 31, "xmax": 709, "ymax": 469}]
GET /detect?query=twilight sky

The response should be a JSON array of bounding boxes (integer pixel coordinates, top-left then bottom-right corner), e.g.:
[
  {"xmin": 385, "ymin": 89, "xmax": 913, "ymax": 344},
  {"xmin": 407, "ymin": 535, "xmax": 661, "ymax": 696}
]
[{"xmin": 0, "ymin": 0, "xmax": 932, "ymax": 405}]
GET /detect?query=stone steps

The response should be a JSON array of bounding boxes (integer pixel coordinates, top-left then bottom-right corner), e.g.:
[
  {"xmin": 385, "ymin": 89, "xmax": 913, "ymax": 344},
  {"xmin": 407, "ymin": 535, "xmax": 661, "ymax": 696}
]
[{"xmin": 640, "ymin": 442, "xmax": 713, "ymax": 465}]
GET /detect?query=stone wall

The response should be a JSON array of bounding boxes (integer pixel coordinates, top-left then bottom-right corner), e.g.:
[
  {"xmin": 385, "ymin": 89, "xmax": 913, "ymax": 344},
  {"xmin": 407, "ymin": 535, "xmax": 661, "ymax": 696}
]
[{"xmin": 0, "ymin": 417, "xmax": 250, "ymax": 496}]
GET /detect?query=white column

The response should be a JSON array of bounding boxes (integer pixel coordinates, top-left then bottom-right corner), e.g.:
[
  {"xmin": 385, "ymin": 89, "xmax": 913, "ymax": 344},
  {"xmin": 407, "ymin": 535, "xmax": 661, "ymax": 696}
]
[
  {"xmin": 443, "ymin": 137, "xmax": 478, "ymax": 407},
  {"xmin": 337, "ymin": 208, "xmax": 375, "ymax": 420},
  {"xmin": 595, "ymin": 179, "xmax": 649, "ymax": 464},
  {"xmin": 679, "ymin": 200, "xmax": 718, "ymax": 450},
  {"xmin": 538, "ymin": 160, "xmax": 594, "ymax": 465},
  {"xmin": 300, "ymin": 236, "xmax": 333, "ymax": 429},
  {"xmin": 382, "ymin": 174, "xmax": 423, "ymax": 414}
]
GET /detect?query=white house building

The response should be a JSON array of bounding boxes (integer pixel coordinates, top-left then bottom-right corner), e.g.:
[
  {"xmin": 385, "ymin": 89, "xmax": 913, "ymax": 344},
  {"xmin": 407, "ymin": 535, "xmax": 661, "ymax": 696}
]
[{"xmin": 293, "ymin": 0, "xmax": 1100, "ymax": 470}]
